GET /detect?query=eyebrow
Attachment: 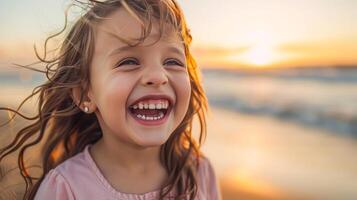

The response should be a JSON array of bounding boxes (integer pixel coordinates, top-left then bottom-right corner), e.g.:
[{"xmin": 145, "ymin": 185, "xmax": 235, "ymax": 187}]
[{"xmin": 108, "ymin": 45, "xmax": 185, "ymax": 58}]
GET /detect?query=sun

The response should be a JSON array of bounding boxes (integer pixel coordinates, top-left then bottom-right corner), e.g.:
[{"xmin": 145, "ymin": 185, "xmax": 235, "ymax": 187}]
[
  {"xmin": 245, "ymin": 45, "xmax": 274, "ymax": 66},
  {"xmin": 242, "ymin": 31, "xmax": 278, "ymax": 67},
  {"xmin": 221, "ymin": 31, "xmax": 283, "ymax": 68},
  {"xmin": 224, "ymin": 45, "xmax": 277, "ymax": 68}
]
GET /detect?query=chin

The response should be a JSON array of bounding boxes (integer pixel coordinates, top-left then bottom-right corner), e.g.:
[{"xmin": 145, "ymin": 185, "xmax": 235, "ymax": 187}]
[{"xmin": 134, "ymin": 136, "xmax": 169, "ymax": 148}]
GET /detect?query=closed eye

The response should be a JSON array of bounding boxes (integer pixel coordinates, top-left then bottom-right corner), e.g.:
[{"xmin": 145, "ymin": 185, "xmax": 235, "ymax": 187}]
[
  {"xmin": 116, "ymin": 58, "xmax": 139, "ymax": 67},
  {"xmin": 165, "ymin": 59, "xmax": 185, "ymax": 67}
]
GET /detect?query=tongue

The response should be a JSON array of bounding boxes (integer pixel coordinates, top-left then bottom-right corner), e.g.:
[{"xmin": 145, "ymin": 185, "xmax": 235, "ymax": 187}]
[{"xmin": 131, "ymin": 109, "xmax": 160, "ymax": 116}]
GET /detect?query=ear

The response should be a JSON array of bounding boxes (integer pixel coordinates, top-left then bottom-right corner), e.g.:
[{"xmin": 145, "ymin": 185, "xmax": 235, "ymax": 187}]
[{"xmin": 71, "ymin": 86, "xmax": 97, "ymax": 113}]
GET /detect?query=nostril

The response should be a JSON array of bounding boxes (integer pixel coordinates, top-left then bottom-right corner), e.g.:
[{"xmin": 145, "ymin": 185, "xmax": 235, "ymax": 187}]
[{"xmin": 145, "ymin": 81, "xmax": 166, "ymax": 85}]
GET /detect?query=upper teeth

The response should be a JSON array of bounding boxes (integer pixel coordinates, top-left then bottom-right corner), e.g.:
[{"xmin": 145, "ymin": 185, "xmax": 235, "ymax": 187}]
[{"xmin": 131, "ymin": 100, "xmax": 169, "ymax": 110}]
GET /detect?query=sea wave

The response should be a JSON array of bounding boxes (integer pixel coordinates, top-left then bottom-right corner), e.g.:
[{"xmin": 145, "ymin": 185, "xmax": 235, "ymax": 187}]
[{"xmin": 202, "ymin": 67, "xmax": 357, "ymax": 135}]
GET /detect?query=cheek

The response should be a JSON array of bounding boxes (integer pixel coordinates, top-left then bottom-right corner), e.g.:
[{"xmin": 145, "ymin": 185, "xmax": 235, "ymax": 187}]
[
  {"xmin": 174, "ymin": 73, "xmax": 191, "ymax": 114},
  {"xmin": 98, "ymin": 75, "xmax": 134, "ymax": 122}
]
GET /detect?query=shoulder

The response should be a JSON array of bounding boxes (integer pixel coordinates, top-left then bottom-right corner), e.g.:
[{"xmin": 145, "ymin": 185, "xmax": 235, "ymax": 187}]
[
  {"xmin": 196, "ymin": 155, "xmax": 216, "ymax": 181},
  {"xmin": 35, "ymin": 145, "xmax": 102, "ymax": 199},
  {"xmin": 52, "ymin": 145, "xmax": 102, "ymax": 189},
  {"xmin": 34, "ymin": 168, "xmax": 75, "ymax": 200},
  {"xmin": 55, "ymin": 148, "xmax": 89, "ymax": 176},
  {"xmin": 196, "ymin": 155, "xmax": 222, "ymax": 200}
]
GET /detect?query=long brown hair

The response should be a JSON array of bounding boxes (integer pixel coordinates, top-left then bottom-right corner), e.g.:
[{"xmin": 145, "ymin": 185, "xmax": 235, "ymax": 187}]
[{"xmin": 0, "ymin": 0, "xmax": 209, "ymax": 199}]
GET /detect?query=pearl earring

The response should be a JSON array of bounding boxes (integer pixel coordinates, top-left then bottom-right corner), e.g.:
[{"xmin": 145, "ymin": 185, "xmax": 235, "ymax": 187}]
[{"xmin": 84, "ymin": 106, "xmax": 89, "ymax": 113}]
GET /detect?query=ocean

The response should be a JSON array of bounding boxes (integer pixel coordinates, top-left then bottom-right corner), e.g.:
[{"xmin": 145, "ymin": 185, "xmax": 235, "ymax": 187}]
[{"xmin": 202, "ymin": 67, "xmax": 357, "ymax": 136}]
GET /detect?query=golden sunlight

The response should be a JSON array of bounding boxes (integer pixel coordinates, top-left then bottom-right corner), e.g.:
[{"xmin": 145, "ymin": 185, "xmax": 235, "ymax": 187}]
[
  {"xmin": 242, "ymin": 31, "xmax": 277, "ymax": 67},
  {"xmin": 222, "ymin": 44, "xmax": 278, "ymax": 69},
  {"xmin": 229, "ymin": 168, "xmax": 286, "ymax": 198},
  {"xmin": 244, "ymin": 45, "xmax": 275, "ymax": 67},
  {"xmin": 221, "ymin": 31, "xmax": 284, "ymax": 68}
]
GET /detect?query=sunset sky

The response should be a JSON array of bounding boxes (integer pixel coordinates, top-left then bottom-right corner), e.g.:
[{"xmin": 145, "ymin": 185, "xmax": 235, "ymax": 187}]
[{"xmin": 0, "ymin": 0, "xmax": 356, "ymax": 70}]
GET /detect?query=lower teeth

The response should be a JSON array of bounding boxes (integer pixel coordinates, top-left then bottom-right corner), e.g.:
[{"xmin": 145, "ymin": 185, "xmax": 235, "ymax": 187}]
[{"xmin": 136, "ymin": 111, "xmax": 165, "ymax": 121}]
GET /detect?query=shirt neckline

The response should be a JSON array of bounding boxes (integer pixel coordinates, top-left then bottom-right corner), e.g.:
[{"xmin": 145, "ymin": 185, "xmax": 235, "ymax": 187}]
[{"xmin": 83, "ymin": 144, "xmax": 174, "ymax": 199}]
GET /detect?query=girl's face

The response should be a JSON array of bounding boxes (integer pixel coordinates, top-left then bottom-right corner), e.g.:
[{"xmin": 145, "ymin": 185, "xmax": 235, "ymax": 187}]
[{"xmin": 87, "ymin": 8, "xmax": 191, "ymax": 147}]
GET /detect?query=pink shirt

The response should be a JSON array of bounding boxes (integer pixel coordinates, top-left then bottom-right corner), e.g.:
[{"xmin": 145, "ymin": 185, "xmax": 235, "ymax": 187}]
[{"xmin": 34, "ymin": 145, "xmax": 222, "ymax": 200}]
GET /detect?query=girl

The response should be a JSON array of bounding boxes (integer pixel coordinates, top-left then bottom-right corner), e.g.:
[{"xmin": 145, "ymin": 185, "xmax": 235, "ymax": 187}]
[{"xmin": 0, "ymin": 0, "xmax": 222, "ymax": 199}]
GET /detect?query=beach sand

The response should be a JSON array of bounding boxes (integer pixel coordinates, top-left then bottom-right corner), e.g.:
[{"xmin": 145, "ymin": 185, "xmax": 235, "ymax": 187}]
[{"xmin": 200, "ymin": 107, "xmax": 357, "ymax": 200}]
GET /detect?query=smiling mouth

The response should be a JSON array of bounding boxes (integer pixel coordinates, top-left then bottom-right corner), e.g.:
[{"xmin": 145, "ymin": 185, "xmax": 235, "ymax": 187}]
[{"xmin": 127, "ymin": 100, "xmax": 173, "ymax": 124}]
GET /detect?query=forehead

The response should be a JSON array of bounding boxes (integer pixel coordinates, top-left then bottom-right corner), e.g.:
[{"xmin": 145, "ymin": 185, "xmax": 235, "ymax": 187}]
[{"xmin": 94, "ymin": 7, "xmax": 183, "ymax": 50}]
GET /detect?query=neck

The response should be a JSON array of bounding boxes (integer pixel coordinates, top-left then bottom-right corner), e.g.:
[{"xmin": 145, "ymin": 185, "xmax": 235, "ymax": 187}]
[{"xmin": 91, "ymin": 135, "xmax": 164, "ymax": 174}]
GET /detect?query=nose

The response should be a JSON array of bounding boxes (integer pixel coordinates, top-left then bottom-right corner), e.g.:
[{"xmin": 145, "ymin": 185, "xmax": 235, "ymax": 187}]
[{"xmin": 141, "ymin": 66, "xmax": 168, "ymax": 87}]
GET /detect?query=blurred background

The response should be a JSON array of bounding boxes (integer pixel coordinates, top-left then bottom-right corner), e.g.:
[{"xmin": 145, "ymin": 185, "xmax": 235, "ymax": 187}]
[{"xmin": 1, "ymin": 0, "xmax": 357, "ymax": 199}]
